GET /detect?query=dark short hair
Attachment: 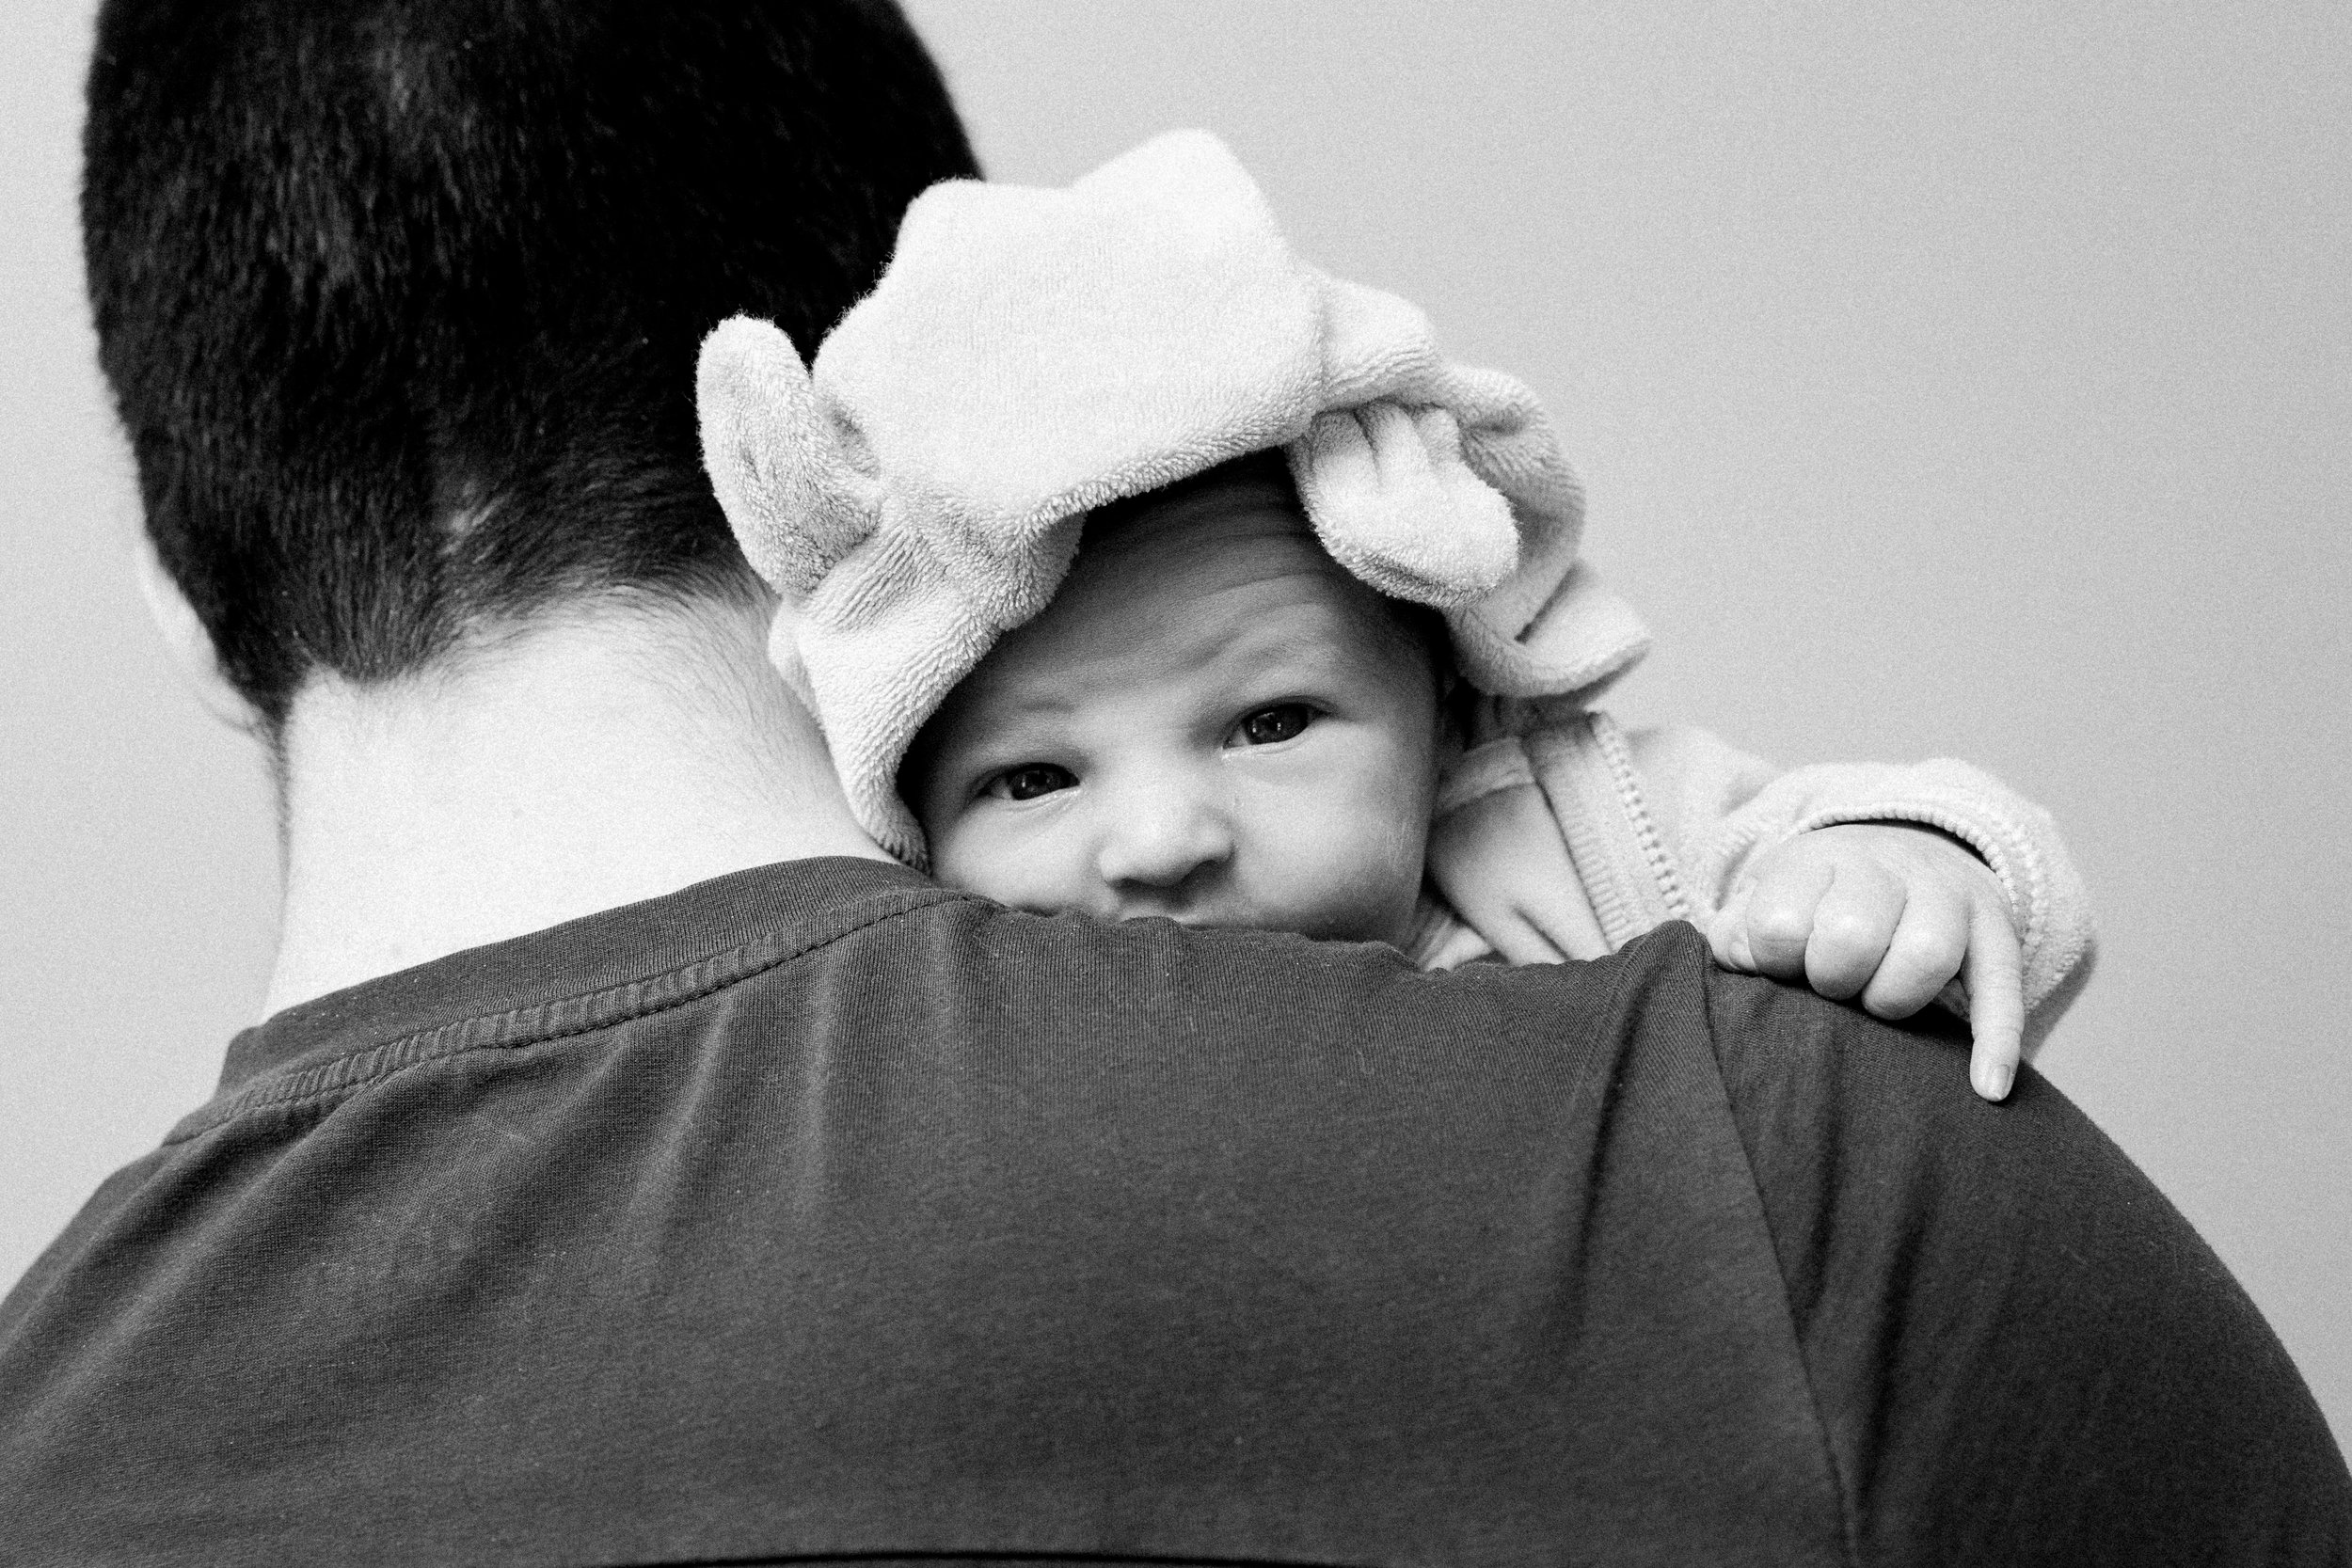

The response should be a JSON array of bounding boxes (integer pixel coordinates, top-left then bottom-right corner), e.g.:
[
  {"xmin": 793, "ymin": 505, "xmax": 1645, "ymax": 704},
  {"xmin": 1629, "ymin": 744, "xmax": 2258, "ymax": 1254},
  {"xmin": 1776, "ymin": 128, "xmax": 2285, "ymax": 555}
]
[{"xmin": 85, "ymin": 0, "xmax": 977, "ymax": 725}]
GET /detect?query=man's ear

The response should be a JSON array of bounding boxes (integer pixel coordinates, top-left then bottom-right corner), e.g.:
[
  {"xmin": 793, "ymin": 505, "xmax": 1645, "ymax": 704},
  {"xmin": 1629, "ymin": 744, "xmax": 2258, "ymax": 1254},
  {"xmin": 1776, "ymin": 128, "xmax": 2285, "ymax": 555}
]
[{"xmin": 132, "ymin": 533, "xmax": 262, "ymax": 732}]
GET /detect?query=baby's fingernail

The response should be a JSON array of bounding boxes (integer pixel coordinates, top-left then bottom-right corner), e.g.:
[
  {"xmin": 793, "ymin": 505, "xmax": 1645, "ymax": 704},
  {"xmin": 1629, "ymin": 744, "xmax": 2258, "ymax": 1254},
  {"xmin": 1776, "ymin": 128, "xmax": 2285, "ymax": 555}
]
[{"xmin": 1979, "ymin": 1060, "xmax": 2015, "ymax": 1101}]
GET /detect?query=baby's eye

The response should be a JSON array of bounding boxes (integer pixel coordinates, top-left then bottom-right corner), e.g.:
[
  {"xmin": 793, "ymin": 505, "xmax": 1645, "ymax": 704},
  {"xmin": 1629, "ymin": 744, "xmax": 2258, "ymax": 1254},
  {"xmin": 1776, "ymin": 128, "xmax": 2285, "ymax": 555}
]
[
  {"xmin": 1229, "ymin": 704, "xmax": 1316, "ymax": 747},
  {"xmin": 983, "ymin": 763, "xmax": 1077, "ymax": 801}
]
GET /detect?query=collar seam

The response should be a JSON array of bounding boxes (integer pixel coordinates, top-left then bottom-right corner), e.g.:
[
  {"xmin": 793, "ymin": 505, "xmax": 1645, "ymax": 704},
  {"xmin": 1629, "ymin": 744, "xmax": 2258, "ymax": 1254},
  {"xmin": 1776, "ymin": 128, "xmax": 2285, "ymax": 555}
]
[{"xmin": 166, "ymin": 886, "xmax": 961, "ymax": 1144}]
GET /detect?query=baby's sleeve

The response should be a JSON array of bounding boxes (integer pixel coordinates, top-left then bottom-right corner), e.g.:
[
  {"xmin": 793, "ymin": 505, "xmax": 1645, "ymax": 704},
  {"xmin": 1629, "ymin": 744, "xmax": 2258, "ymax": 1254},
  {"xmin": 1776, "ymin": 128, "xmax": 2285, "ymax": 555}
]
[{"xmin": 1621, "ymin": 723, "xmax": 2097, "ymax": 1052}]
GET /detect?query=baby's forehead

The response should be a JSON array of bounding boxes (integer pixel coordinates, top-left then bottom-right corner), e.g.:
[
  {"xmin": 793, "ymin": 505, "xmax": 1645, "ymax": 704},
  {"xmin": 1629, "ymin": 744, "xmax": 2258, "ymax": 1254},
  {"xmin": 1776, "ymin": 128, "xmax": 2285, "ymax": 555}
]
[
  {"xmin": 1057, "ymin": 467, "xmax": 1404, "ymax": 649},
  {"xmin": 1085, "ymin": 452, "xmax": 1299, "ymax": 539},
  {"xmin": 929, "ymin": 462, "xmax": 1438, "ymax": 726}
]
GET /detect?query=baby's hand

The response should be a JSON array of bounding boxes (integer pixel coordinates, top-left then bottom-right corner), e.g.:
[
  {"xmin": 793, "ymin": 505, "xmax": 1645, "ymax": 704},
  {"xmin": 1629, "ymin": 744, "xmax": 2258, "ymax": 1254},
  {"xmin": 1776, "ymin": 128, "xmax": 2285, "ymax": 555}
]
[
  {"xmin": 1706, "ymin": 823, "xmax": 2026, "ymax": 1101},
  {"xmin": 1428, "ymin": 782, "xmax": 1613, "ymax": 963}
]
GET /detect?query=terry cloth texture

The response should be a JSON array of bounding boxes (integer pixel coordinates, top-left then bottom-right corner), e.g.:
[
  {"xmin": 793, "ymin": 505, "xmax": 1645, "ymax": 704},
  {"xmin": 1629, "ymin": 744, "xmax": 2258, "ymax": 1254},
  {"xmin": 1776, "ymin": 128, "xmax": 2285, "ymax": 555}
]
[
  {"xmin": 699, "ymin": 130, "xmax": 1650, "ymax": 866},
  {"xmin": 2, "ymin": 862, "xmax": 2344, "ymax": 1563}
]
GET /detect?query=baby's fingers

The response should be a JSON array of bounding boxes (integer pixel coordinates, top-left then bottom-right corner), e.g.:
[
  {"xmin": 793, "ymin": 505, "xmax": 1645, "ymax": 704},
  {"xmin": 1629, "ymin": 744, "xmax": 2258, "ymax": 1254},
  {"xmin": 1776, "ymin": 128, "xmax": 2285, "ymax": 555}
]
[
  {"xmin": 1963, "ymin": 901, "xmax": 2026, "ymax": 1102},
  {"xmin": 1856, "ymin": 888, "xmax": 1969, "ymax": 1022},
  {"xmin": 1738, "ymin": 860, "xmax": 1837, "ymax": 981},
  {"xmin": 1798, "ymin": 863, "xmax": 1907, "ymax": 1002},
  {"xmin": 1707, "ymin": 886, "xmax": 1760, "ymax": 973}
]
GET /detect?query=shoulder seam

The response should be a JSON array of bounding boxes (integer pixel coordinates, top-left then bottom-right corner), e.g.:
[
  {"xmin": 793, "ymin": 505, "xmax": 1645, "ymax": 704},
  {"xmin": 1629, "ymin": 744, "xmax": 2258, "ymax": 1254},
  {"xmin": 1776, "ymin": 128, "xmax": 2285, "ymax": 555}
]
[{"xmin": 1695, "ymin": 957, "xmax": 1868, "ymax": 1568}]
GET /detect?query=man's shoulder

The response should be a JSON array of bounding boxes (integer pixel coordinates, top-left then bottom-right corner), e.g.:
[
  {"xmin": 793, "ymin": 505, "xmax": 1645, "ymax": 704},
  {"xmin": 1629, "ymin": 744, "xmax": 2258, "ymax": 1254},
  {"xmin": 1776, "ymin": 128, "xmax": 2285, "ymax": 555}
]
[
  {"xmin": 141, "ymin": 855, "xmax": 1679, "ymax": 1164},
  {"xmin": 0, "ymin": 895, "xmax": 1865, "ymax": 1564},
  {"xmin": 1689, "ymin": 952, "xmax": 2352, "ymax": 1561}
]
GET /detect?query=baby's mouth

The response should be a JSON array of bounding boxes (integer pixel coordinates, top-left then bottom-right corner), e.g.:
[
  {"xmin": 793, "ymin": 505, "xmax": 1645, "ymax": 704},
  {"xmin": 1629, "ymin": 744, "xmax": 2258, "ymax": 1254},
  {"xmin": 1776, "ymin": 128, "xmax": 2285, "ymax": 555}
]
[{"xmin": 1114, "ymin": 901, "xmax": 1276, "ymax": 936}]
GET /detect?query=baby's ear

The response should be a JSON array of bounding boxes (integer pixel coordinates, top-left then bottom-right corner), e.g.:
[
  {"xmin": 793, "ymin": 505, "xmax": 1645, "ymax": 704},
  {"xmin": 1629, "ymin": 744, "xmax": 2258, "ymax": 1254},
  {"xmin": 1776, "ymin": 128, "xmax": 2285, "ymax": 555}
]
[{"xmin": 696, "ymin": 315, "xmax": 879, "ymax": 596}]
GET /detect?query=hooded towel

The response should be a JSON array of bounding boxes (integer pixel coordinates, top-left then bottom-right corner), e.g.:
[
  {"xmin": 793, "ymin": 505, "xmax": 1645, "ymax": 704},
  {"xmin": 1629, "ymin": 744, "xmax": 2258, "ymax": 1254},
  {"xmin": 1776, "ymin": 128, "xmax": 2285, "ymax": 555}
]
[{"xmin": 699, "ymin": 130, "xmax": 1649, "ymax": 866}]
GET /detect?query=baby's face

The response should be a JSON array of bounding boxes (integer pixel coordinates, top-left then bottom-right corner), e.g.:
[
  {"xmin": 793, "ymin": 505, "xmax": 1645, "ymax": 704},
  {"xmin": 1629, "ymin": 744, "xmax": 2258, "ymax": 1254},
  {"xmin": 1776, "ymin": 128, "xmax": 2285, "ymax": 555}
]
[{"xmin": 906, "ymin": 472, "xmax": 1444, "ymax": 948}]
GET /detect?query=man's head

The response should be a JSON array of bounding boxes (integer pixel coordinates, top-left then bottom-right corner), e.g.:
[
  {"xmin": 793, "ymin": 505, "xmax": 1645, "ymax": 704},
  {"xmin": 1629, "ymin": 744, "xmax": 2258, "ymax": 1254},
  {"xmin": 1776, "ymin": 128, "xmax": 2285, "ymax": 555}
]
[
  {"xmin": 86, "ymin": 0, "xmax": 976, "ymax": 729},
  {"xmin": 905, "ymin": 458, "xmax": 1453, "ymax": 950}
]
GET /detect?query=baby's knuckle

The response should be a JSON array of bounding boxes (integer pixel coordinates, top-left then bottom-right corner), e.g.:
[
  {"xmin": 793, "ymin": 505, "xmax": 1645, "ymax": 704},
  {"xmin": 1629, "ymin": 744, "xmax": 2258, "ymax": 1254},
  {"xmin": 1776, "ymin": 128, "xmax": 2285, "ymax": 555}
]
[
  {"xmin": 1809, "ymin": 906, "xmax": 1884, "ymax": 952},
  {"xmin": 1861, "ymin": 989, "xmax": 1925, "ymax": 1021},
  {"xmin": 1888, "ymin": 923, "xmax": 1966, "ymax": 974},
  {"xmin": 1744, "ymin": 895, "xmax": 1812, "ymax": 940}
]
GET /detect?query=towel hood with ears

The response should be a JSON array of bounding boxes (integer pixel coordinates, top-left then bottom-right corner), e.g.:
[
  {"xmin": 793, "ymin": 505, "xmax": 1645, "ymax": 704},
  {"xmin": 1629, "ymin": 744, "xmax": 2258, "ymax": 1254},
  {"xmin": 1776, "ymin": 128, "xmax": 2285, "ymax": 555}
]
[{"xmin": 698, "ymin": 129, "xmax": 1648, "ymax": 867}]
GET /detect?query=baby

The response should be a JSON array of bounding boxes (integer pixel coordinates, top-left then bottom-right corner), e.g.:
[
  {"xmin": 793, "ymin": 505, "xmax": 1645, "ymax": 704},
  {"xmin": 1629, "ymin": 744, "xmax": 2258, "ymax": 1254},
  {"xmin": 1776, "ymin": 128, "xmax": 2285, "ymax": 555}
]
[{"xmin": 699, "ymin": 133, "xmax": 2093, "ymax": 1100}]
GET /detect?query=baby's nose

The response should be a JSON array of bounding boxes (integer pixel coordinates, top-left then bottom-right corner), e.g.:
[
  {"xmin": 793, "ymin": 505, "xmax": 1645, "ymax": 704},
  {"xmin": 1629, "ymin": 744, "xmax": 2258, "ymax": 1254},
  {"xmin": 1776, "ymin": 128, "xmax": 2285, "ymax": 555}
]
[{"xmin": 1094, "ymin": 782, "xmax": 1235, "ymax": 895}]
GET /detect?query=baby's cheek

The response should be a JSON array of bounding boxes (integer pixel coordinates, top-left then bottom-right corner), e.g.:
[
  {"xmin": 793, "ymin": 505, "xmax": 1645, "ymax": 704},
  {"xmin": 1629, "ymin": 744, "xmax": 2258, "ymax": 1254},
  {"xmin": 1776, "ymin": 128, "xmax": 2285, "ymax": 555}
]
[
  {"xmin": 927, "ymin": 816, "xmax": 1017, "ymax": 898},
  {"xmin": 1263, "ymin": 775, "xmax": 1430, "ymax": 946},
  {"xmin": 929, "ymin": 813, "xmax": 1088, "ymax": 911}
]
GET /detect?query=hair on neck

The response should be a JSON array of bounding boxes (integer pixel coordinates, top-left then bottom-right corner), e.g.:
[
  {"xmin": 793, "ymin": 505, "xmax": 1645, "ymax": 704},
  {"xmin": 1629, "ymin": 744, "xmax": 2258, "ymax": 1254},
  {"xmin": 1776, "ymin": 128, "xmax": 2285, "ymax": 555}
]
[{"xmin": 85, "ymin": 0, "xmax": 977, "ymax": 730}]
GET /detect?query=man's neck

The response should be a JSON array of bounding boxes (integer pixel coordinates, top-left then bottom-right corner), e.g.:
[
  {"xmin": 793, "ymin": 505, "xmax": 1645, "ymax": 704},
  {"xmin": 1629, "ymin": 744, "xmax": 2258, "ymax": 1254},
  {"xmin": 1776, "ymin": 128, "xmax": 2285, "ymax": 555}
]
[{"xmin": 262, "ymin": 594, "xmax": 889, "ymax": 1019}]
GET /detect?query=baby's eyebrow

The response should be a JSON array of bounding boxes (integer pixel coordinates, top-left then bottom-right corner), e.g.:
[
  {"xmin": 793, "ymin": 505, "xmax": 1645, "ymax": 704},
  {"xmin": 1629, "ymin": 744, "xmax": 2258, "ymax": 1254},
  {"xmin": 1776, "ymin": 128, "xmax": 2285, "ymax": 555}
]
[
  {"xmin": 927, "ymin": 696, "xmax": 1078, "ymax": 767},
  {"xmin": 1213, "ymin": 612, "xmax": 1363, "ymax": 675},
  {"xmin": 971, "ymin": 691, "xmax": 1078, "ymax": 721}
]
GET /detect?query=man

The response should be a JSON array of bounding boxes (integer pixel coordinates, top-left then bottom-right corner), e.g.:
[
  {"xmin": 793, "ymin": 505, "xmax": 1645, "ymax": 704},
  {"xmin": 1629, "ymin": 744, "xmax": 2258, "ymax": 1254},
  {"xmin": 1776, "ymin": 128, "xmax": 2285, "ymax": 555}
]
[{"xmin": 4, "ymin": 1, "xmax": 2344, "ymax": 1563}]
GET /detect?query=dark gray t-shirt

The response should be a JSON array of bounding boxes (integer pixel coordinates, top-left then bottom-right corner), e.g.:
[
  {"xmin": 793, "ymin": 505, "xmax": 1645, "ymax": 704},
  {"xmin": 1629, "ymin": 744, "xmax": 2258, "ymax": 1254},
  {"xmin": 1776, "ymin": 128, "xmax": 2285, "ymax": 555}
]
[{"xmin": 2, "ymin": 858, "xmax": 2343, "ymax": 1564}]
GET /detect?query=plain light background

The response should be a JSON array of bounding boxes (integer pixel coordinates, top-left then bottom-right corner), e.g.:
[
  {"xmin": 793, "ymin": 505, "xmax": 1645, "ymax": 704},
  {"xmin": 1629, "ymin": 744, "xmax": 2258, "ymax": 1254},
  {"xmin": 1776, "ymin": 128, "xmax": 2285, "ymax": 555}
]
[{"xmin": 4, "ymin": 0, "xmax": 2346, "ymax": 1446}]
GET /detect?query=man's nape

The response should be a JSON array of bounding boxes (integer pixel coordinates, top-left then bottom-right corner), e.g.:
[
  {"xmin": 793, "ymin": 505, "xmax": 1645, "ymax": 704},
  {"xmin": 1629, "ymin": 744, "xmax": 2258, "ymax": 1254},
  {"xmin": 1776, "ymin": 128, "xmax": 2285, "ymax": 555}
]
[
  {"xmin": 84, "ymin": 0, "xmax": 973, "ymax": 1010},
  {"xmin": 258, "ymin": 588, "xmax": 890, "ymax": 1017}
]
